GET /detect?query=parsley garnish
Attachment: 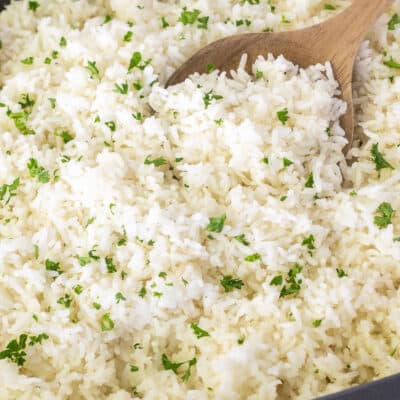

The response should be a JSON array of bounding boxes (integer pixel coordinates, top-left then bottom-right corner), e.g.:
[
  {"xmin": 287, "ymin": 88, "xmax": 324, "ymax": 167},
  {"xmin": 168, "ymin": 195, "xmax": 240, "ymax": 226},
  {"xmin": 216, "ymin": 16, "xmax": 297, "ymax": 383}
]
[
  {"xmin": 21, "ymin": 57, "xmax": 34, "ymax": 65},
  {"xmin": 302, "ymin": 235, "xmax": 315, "ymax": 250},
  {"xmin": 384, "ymin": 57, "xmax": 400, "ymax": 69},
  {"xmin": 324, "ymin": 4, "xmax": 336, "ymax": 10},
  {"xmin": 27, "ymin": 158, "xmax": 50, "ymax": 183},
  {"xmin": 144, "ymin": 155, "xmax": 167, "ymax": 166},
  {"xmin": 220, "ymin": 275, "xmax": 244, "ymax": 292},
  {"xmin": 161, "ymin": 353, "xmax": 197, "ymax": 381},
  {"xmin": 93, "ymin": 302, "xmax": 101, "ymax": 310},
  {"xmin": 234, "ymin": 234, "xmax": 250, "ymax": 246},
  {"xmin": 374, "ymin": 202, "xmax": 394, "ymax": 229},
  {"xmin": 133, "ymin": 112, "xmax": 142, "ymax": 121},
  {"xmin": 105, "ymin": 257, "xmax": 117, "ymax": 273},
  {"xmin": 86, "ymin": 61, "xmax": 100, "ymax": 79},
  {"xmin": 105, "ymin": 121, "xmax": 116, "ymax": 131},
  {"xmin": 100, "ymin": 313, "xmax": 114, "ymax": 331},
  {"xmin": 0, "ymin": 178, "xmax": 19, "ymax": 205},
  {"xmin": 138, "ymin": 286, "xmax": 147, "ymax": 297},
  {"xmin": 78, "ymin": 257, "xmax": 91, "ymax": 267},
  {"xmin": 128, "ymin": 51, "xmax": 142, "ymax": 71},
  {"xmin": 191, "ymin": 323, "xmax": 210, "ymax": 338},
  {"xmin": 244, "ymin": 253, "xmax": 261, "ymax": 262},
  {"xmin": 103, "ymin": 15, "xmax": 112, "ymax": 24},
  {"xmin": 336, "ymin": 268, "xmax": 347, "ymax": 278},
  {"xmin": 28, "ymin": 1, "xmax": 40, "ymax": 11},
  {"xmin": 115, "ymin": 292, "xmax": 126, "ymax": 303},
  {"xmin": 73, "ymin": 285, "xmax": 83, "ymax": 295},
  {"xmin": 45, "ymin": 259, "xmax": 62, "ymax": 275},
  {"xmin": 123, "ymin": 31, "xmax": 133, "ymax": 42},
  {"xmin": 283, "ymin": 157, "xmax": 293, "ymax": 168},
  {"xmin": 277, "ymin": 108, "xmax": 289, "ymax": 125},
  {"xmin": 7, "ymin": 109, "xmax": 36, "ymax": 135},
  {"xmin": 270, "ymin": 275, "xmax": 283, "ymax": 286},
  {"xmin": 388, "ymin": 14, "xmax": 400, "ymax": 30},
  {"xmin": 0, "ymin": 333, "xmax": 48, "ymax": 366},
  {"xmin": 18, "ymin": 93, "xmax": 35, "ymax": 111},
  {"xmin": 59, "ymin": 36, "xmax": 67, "ymax": 47},
  {"xmin": 55, "ymin": 130, "xmax": 74, "ymax": 143},
  {"xmin": 130, "ymin": 365, "xmax": 139, "ymax": 372},
  {"xmin": 48, "ymin": 98, "xmax": 56, "ymax": 108},
  {"xmin": 161, "ymin": 16, "xmax": 169, "ymax": 28},
  {"xmin": 202, "ymin": 90, "xmax": 223, "ymax": 108},
  {"xmin": 114, "ymin": 82, "xmax": 128, "ymax": 94},
  {"xmin": 206, "ymin": 214, "xmax": 226, "ymax": 233},
  {"xmin": 179, "ymin": 7, "xmax": 200, "ymax": 25},
  {"xmin": 305, "ymin": 172, "xmax": 314, "ymax": 188},
  {"xmin": 371, "ymin": 143, "xmax": 394, "ymax": 170},
  {"xmin": 313, "ymin": 319, "xmax": 323, "ymax": 327},
  {"xmin": 280, "ymin": 264, "xmax": 303, "ymax": 298},
  {"xmin": 57, "ymin": 294, "xmax": 72, "ymax": 308}
]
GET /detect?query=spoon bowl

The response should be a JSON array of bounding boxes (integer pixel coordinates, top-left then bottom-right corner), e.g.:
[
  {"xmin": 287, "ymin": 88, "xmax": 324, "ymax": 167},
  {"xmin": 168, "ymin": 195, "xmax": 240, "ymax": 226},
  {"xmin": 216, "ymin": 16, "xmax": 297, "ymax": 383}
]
[{"xmin": 167, "ymin": 0, "xmax": 394, "ymax": 151}]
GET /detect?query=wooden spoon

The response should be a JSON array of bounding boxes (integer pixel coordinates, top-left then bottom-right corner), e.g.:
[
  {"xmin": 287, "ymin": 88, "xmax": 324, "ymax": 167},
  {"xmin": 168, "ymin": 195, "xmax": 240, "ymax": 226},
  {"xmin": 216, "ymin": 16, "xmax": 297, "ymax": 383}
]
[{"xmin": 167, "ymin": 0, "xmax": 394, "ymax": 150}]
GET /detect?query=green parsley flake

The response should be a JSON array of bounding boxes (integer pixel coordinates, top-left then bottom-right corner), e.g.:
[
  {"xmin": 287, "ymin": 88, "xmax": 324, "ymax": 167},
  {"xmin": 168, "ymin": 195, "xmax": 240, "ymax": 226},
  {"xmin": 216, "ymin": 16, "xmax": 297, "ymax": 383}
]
[
  {"xmin": 103, "ymin": 15, "xmax": 112, "ymax": 24},
  {"xmin": 161, "ymin": 353, "xmax": 197, "ymax": 381},
  {"xmin": 272, "ymin": 264, "xmax": 303, "ymax": 298},
  {"xmin": 73, "ymin": 285, "xmax": 83, "ymax": 295},
  {"xmin": 234, "ymin": 234, "xmax": 250, "ymax": 246},
  {"xmin": 21, "ymin": 57, "xmax": 34, "ymax": 65},
  {"xmin": 93, "ymin": 302, "xmax": 101, "ymax": 310},
  {"xmin": 0, "ymin": 178, "xmax": 20, "ymax": 205},
  {"xmin": 144, "ymin": 155, "xmax": 167, "ymax": 167},
  {"xmin": 28, "ymin": 1, "xmax": 40, "ymax": 11},
  {"xmin": 45, "ymin": 258, "xmax": 63, "ymax": 275},
  {"xmin": 7, "ymin": 109, "xmax": 36, "ymax": 136},
  {"xmin": 161, "ymin": 16, "xmax": 169, "ymax": 28},
  {"xmin": 374, "ymin": 202, "xmax": 394, "ymax": 229},
  {"xmin": 220, "ymin": 275, "xmax": 244, "ymax": 292},
  {"xmin": 206, "ymin": 214, "xmax": 226, "ymax": 233},
  {"xmin": 302, "ymin": 235, "xmax": 315, "ymax": 250},
  {"xmin": 384, "ymin": 57, "xmax": 400, "ymax": 69},
  {"xmin": 19, "ymin": 93, "xmax": 35, "ymax": 111},
  {"xmin": 105, "ymin": 121, "xmax": 116, "ymax": 131},
  {"xmin": 105, "ymin": 257, "xmax": 117, "ymax": 273},
  {"xmin": 388, "ymin": 14, "xmax": 400, "ymax": 30},
  {"xmin": 27, "ymin": 158, "xmax": 50, "ymax": 183},
  {"xmin": 179, "ymin": 7, "xmax": 200, "ymax": 25},
  {"xmin": 313, "ymin": 319, "xmax": 323, "ymax": 327},
  {"xmin": 130, "ymin": 365, "xmax": 139, "ymax": 372},
  {"xmin": 277, "ymin": 108, "xmax": 289, "ymax": 125},
  {"xmin": 270, "ymin": 275, "xmax": 283, "ymax": 286},
  {"xmin": 138, "ymin": 286, "xmax": 147, "ymax": 297},
  {"xmin": 100, "ymin": 313, "xmax": 114, "ymax": 331},
  {"xmin": 191, "ymin": 323, "xmax": 210, "ymax": 338},
  {"xmin": 59, "ymin": 36, "xmax": 67, "ymax": 47},
  {"xmin": 55, "ymin": 130, "xmax": 74, "ymax": 144},
  {"xmin": 128, "ymin": 51, "xmax": 142, "ymax": 71},
  {"xmin": 244, "ymin": 253, "xmax": 261, "ymax": 262},
  {"xmin": 324, "ymin": 4, "xmax": 336, "ymax": 10},
  {"xmin": 371, "ymin": 143, "xmax": 394, "ymax": 170},
  {"xmin": 305, "ymin": 172, "xmax": 314, "ymax": 188},
  {"xmin": 123, "ymin": 31, "xmax": 133, "ymax": 42},
  {"xmin": 57, "ymin": 294, "xmax": 72, "ymax": 308},
  {"xmin": 115, "ymin": 292, "xmax": 126, "ymax": 303},
  {"xmin": 86, "ymin": 61, "xmax": 100, "ymax": 79},
  {"xmin": 48, "ymin": 98, "xmax": 56, "ymax": 109},
  {"xmin": 283, "ymin": 157, "xmax": 293, "ymax": 168},
  {"xmin": 336, "ymin": 268, "xmax": 347, "ymax": 278},
  {"xmin": 203, "ymin": 90, "xmax": 223, "ymax": 109}
]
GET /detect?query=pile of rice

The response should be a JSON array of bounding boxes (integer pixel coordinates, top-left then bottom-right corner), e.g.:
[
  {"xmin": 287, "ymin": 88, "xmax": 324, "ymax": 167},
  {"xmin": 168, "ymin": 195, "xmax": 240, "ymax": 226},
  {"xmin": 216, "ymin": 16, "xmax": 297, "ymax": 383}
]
[{"xmin": 0, "ymin": 0, "xmax": 400, "ymax": 399}]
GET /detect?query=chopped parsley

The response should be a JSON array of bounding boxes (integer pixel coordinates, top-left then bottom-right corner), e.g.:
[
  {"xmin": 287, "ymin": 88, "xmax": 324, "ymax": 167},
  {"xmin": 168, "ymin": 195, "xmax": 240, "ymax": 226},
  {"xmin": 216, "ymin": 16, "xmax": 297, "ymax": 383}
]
[
  {"xmin": 281, "ymin": 15, "xmax": 291, "ymax": 24},
  {"xmin": 28, "ymin": 1, "xmax": 40, "ymax": 11},
  {"xmin": 388, "ymin": 14, "xmax": 400, "ymax": 30},
  {"xmin": 234, "ymin": 234, "xmax": 250, "ymax": 246},
  {"xmin": 371, "ymin": 143, "xmax": 394, "ymax": 170},
  {"xmin": 206, "ymin": 63, "xmax": 215, "ymax": 73},
  {"xmin": 283, "ymin": 157, "xmax": 293, "ymax": 168},
  {"xmin": 45, "ymin": 259, "xmax": 63, "ymax": 275},
  {"xmin": 324, "ymin": 4, "xmax": 336, "ymax": 10},
  {"xmin": 0, "ymin": 178, "xmax": 19, "ymax": 205},
  {"xmin": 128, "ymin": 51, "xmax": 142, "ymax": 71},
  {"xmin": 178, "ymin": 7, "xmax": 200, "ymax": 25},
  {"xmin": 138, "ymin": 286, "xmax": 147, "ymax": 298},
  {"xmin": 115, "ymin": 292, "xmax": 126, "ymax": 303},
  {"xmin": 237, "ymin": 336, "xmax": 246, "ymax": 345},
  {"xmin": 34, "ymin": 244, "xmax": 39, "ymax": 259},
  {"xmin": 161, "ymin": 353, "xmax": 197, "ymax": 381},
  {"xmin": 59, "ymin": 36, "xmax": 67, "ymax": 47},
  {"xmin": 105, "ymin": 257, "xmax": 117, "ymax": 273},
  {"xmin": 93, "ymin": 302, "xmax": 101, "ymax": 310},
  {"xmin": 220, "ymin": 275, "xmax": 244, "ymax": 292},
  {"xmin": 305, "ymin": 172, "xmax": 314, "ymax": 188},
  {"xmin": 86, "ymin": 61, "xmax": 100, "ymax": 79},
  {"xmin": 133, "ymin": 112, "xmax": 142, "ymax": 121},
  {"xmin": 73, "ymin": 285, "xmax": 83, "ymax": 295},
  {"xmin": 280, "ymin": 265, "xmax": 303, "ymax": 298},
  {"xmin": 383, "ymin": 57, "xmax": 400, "ymax": 69},
  {"xmin": 313, "ymin": 319, "xmax": 323, "ymax": 327},
  {"xmin": 144, "ymin": 155, "xmax": 167, "ymax": 166},
  {"xmin": 105, "ymin": 121, "xmax": 116, "ymax": 131},
  {"xmin": 203, "ymin": 90, "xmax": 223, "ymax": 109},
  {"xmin": 7, "ymin": 109, "xmax": 36, "ymax": 136},
  {"xmin": 302, "ymin": 235, "xmax": 315, "ymax": 251},
  {"xmin": 191, "ymin": 323, "xmax": 210, "ymax": 338},
  {"xmin": 336, "ymin": 268, "xmax": 347, "ymax": 278},
  {"xmin": 0, "ymin": 333, "xmax": 48, "ymax": 366},
  {"xmin": 255, "ymin": 70, "xmax": 263, "ymax": 79},
  {"xmin": 114, "ymin": 81, "xmax": 128, "ymax": 94},
  {"xmin": 18, "ymin": 93, "xmax": 35, "ymax": 111},
  {"xmin": 21, "ymin": 57, "xmax": 34, "ymax": 65},
  {"xmin": 100, "ymin": 313, "xmax": 114, "ymax": 331},
  {"xmin": 130, "ymin": 365, "xmax": 139, "ymax": 372},
  {"xmin": 57, "ymin": 294, "xmax": 72, "ymax": 308},
  {"xmin": 270, "ymin": 275, "xmax": 283, "ymax": 286},
  {"xmin": 206, "ymin": 214, "xmax": 226, "ymax": 233},
  {"xmin": 161, "ymin": 16, "xmax": 169, "ymax": 28},
  {"xmin": 48, "ymin": 98, "xmax": 56, "ymax": 109},
  {"xmin": 103, "ymin": 15, "xmax": 112, "ymax": 24},
  {"xmin": 374, "ymin": 202, "xmax": 394, "ymax": 229},
  {"xmin": 27, "ymin": 158, "xmax": 50, "ymax": 183},
  {"xmin": 244, "ymin": 253, "xmax": 261, "ymax": 262},
  {"xmin": 55, "ymin": 130, "xmax": 74, "ymax": 144},
  {"xmin": 277, "ymin": 108, "xmax": 289, "ymax": 125}
]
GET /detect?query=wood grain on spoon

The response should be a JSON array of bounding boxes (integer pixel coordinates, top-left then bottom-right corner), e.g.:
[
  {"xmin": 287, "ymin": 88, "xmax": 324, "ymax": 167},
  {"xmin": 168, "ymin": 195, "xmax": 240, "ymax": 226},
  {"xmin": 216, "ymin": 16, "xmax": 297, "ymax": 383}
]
[{"xmin": 167, "ymin": 0, "xmax": 394, "ymax": 150}]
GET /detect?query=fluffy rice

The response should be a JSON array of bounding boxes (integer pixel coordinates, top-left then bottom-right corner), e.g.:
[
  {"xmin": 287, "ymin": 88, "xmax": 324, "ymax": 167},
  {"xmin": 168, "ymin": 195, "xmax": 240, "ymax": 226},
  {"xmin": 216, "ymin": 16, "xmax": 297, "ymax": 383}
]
[{"xmin": 0, "ymin": 0, "xmax": 400, "ymax": 399}]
